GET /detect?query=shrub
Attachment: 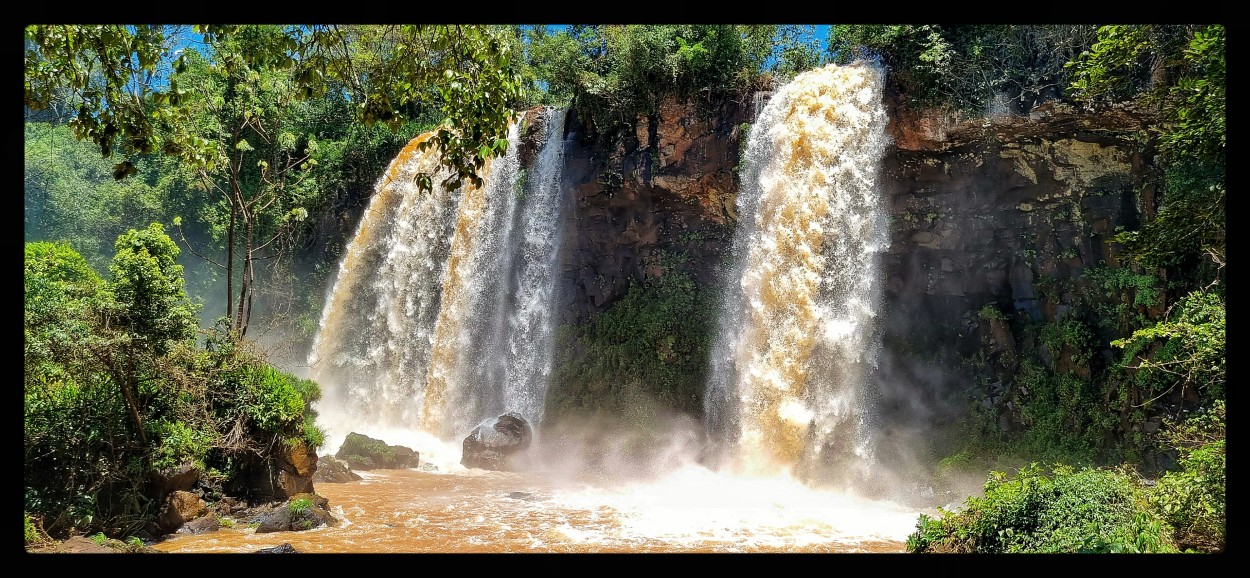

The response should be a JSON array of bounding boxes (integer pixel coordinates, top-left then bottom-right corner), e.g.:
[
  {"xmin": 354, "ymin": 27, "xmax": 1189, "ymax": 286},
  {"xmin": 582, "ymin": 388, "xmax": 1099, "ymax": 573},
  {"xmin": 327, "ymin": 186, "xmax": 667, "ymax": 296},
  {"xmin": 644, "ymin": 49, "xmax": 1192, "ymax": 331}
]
[
  {"xmin": 907, "ymin": 463, "xmax": 1176, "ymax": 553},
  {"xmin": 288, "ymin": 496, "xmax": 313, "ymax": 515},
  {"xmin": 1148, "ymin": 400, "xmax": 1225, "ymax": 552}
]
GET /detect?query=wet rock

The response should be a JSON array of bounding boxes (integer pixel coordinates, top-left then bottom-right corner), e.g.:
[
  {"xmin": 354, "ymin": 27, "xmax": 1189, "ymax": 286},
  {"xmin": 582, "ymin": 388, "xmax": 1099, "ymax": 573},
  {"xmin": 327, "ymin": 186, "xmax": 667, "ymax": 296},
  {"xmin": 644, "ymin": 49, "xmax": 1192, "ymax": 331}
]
[
  {"xmin": 314, "ymin": 454, "xmax": 363, "ymax": 483},
  {"xmin": 157, "ymin": 490, "xmax": 208, "ymax": 534},
  {"xmin": 335, "ymin": 432, "xmax": 420, "ymax": 470},
  {"xmin": 461, "ymin": 412, "xmax": 533, "ymax": 471},
  {"xmin": 256, "ymin": 543, "xmax": 300, "ymax": 553},
  {"xmin": 178, "ymin": 515, "xmax": 221, "ymax": 535},
  {"xmin": 254, "ymin": 493, "xmax": 337, "ymax": 534}
]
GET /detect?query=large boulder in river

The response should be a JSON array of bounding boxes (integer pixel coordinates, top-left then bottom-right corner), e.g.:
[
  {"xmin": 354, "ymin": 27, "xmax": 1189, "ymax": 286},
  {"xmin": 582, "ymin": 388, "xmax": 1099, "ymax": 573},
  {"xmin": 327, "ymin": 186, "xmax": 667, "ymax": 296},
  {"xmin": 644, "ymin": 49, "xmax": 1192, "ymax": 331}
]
[
  {"xmin": 335, "ymin": 432, "xmax": 420, "ymax": 470},
  {"xmin": 461, "ymin": 412, "xmax": 532, "ymax": 471}
]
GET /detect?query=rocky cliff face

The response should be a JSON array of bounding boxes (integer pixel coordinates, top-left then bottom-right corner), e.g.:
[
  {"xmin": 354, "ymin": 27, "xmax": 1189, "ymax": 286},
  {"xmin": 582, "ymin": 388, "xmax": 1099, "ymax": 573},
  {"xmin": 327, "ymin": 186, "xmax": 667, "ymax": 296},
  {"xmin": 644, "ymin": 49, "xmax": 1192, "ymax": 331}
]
[
  {"xmin": 880, "ymin": 96, "xmax": 1156, "ymax": 357},
  {"xmin": 554, "ymin": 89, "xmax": 1159, "ymax": 446},
  {"xmin": 556, "ymin": 96, "xmax": 752, "ymax": 322}
]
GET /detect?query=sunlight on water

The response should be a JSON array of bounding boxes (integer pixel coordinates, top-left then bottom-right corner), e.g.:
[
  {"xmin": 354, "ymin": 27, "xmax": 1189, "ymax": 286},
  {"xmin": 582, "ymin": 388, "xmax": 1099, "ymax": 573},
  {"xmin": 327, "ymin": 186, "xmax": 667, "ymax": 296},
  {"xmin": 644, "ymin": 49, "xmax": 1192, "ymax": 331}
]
[
  {"xmin": 705, "ymin": 62, "xmax": 890, "ymax": 482},
  {"xmin": 152, "ymin": 466, "xmax": 917, "ymax": 553}
]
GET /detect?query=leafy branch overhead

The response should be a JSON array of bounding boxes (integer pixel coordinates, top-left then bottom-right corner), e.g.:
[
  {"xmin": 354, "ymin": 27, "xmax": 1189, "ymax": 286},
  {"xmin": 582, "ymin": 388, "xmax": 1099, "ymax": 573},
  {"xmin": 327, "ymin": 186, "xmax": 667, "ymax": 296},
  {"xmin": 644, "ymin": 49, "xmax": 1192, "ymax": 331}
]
[{"xmin": 24, "ymin": 24, "xmax": 524, "ymax": 192}]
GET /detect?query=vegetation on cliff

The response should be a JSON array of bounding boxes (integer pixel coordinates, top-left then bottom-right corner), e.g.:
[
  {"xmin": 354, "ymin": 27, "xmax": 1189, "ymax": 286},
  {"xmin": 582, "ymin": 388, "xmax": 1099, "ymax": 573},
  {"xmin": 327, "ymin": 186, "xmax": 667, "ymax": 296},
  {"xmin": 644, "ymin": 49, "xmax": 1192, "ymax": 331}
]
[
  {"xmin": 825, "ymin": 24, "xmax": 1225, "ymax": 553},
  {"xmin": 24, "ymin": 24, "xmax": 1223, "ymax": 553}
]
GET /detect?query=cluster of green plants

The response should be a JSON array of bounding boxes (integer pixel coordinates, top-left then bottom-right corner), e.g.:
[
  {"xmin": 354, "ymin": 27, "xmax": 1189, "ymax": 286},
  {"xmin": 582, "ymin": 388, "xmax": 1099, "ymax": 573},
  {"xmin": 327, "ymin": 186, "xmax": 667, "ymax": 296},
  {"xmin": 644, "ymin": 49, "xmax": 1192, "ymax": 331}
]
[
  {"xmin": 827, "ymin": 25, "xmax": 1099, "ymax": 114},
  {"xmin": 1070, "ymin": 25, "xmax": 1225, "ymax": 281},
  {"xmin": 916, "ymin": 24, "xmax": 1224, "ymax": 553},
  {"xmin": 518, "ymin": 25, "xmax": 827, "ymax": 140},
  {"xmin": 547, "ymin": 263, "xmax": 716, "ymax": 425},
  {"xmin": 908, "ymin": 463, "xmax": 1176, "ymax": 553},
  {"xmin": 24, "ymin": 225, "xmax": 323, "ymax": 541},
  {"xmin": 910, "ymin": 398, "xmax": 1224, "ymax": 553}
]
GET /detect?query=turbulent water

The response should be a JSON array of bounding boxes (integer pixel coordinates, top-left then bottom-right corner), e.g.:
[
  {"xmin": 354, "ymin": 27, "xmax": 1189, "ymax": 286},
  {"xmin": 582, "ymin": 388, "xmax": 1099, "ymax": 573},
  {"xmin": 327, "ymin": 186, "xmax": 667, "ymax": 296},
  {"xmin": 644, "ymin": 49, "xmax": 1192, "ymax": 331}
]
[
  {"xmin": 308, "ymin": 110, "xmax": 568, "ymax": 445},
  {"xmin": 151, "ymin": 438, "xmax": 919, "ymax": 554},
  {"xmin": 704, "ymin": 64, "xmax": 891, "ymax": 484},
  {"xmin": 306, "ymin": 132, "xmax": 461, "ymax": 432}
]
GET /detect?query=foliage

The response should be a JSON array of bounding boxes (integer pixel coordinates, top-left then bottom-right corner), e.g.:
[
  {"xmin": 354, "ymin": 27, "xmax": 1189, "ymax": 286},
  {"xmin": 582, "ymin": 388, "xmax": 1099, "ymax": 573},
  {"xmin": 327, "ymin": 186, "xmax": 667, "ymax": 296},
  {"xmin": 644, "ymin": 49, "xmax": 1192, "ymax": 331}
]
[
  {"xmin": 1082, "ymin": 264, "xmax": 1162, "ymax": 334},
  {"xmin": 976, "ymin": 303, "xmax": 1007, "ymax": 322},
  {"xmin": 1148, "ymin": 399, "xmax": 1224, "ymax": 552},
  {"xmin": 1113, "ymin": 288, "xmax": 1225, "ymax": 402},
  {"xmin": 524, "ymin": 25, "xmax": 782, "ymax": 137},
  {"xmin": 25, "ymin": 234, "xmax": 323, "ymax": 539},
  {"xmin": 24, "ymin": 241, "xmax": 107, "ymax": 383},
  {"xmin": 288, "ymin": 496, "xmax": 313, "ymax": 515},
  {"xmin": 771, "ymin": 25, "xmax": 826, "ymax": 82},
  {"xmin": 1068, "ymin": 25, "xmax": 1224, "ymax": 277},
  {"xmin": 1009, "ymin": 360, "xmax": 1109, "ymax": 466},
  {"xmin": 548, "ymin": 268, "xmax": 715, "ymax": 421},
  {"xmin": 25, "ymin": 513, "xmax": 50, "ymax": 546},
  {"xmin": 828, "ymin": 25, "xmax": 1097, "ymax": 114},
  {"xmin": 907, "ymin": 463, "xmax": 1175, "ymax": 553},
  {"xmin": 24, "ymin": 24, "xmax": 521, "ymax": 194},
  {"xmin": 1151, "ymin": 438, "xmax": 1225, "ymax": 552},
  {"xmin": 109, "ymin": 223, "xmax": 199, "ymax": 351},
  {"xmin": 24, "ymin": 123, "xmax": 168, "ymax": 272}
]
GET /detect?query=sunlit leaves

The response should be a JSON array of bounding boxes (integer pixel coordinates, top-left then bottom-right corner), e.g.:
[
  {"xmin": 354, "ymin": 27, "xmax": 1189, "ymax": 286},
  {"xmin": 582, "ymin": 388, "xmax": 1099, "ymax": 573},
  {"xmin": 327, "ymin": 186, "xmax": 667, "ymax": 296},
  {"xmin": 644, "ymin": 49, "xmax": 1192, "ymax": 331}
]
[{"xmin": 26, "ymin": 24, "xmax": 524, "ymax": 196}]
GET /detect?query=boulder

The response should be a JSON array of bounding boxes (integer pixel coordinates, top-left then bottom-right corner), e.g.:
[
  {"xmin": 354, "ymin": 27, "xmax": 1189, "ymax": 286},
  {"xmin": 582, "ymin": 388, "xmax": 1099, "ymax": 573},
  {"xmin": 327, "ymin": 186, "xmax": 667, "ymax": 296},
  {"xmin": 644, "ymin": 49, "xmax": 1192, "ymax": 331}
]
[
  {"xmin": 313, "ymin": 454, "xmax": 363, "ymax": 483},
  {"xmin": 461, "ymin": 412, "xmax": 532, "ymax": 471},
  {"xmin": 254, "ymin": 493, "xmax": 337, "ymax": 534},
  {"xmin": 156, "ymin": 490, "xmax": 208, "ymax": 534},
  {"xmin": 335, "ymin": 432, "xmax": 420, "ymax": 470},
  {"xmin": 178, "ymin": 515, "xmax": 221, "ymax": 535},
  {"xmin": 256, "ymin": 543, "xmax": 300, "ymax": 553},
  {"xmin": 240, "ymin": 438, "xmax": 320, "ymax": 503}
]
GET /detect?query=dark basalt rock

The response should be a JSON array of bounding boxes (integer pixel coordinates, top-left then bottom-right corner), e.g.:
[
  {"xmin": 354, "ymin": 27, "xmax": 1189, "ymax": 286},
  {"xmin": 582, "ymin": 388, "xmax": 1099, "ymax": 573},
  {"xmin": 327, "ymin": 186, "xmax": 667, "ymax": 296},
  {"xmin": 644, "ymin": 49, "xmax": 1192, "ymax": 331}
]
[
  {"xmin": 461, "ymin": 412, "xmax": 532, "ymax": 471},
  {"xmin": 256, "ymin": 543, "xmax": 300, "ymax": 553}
]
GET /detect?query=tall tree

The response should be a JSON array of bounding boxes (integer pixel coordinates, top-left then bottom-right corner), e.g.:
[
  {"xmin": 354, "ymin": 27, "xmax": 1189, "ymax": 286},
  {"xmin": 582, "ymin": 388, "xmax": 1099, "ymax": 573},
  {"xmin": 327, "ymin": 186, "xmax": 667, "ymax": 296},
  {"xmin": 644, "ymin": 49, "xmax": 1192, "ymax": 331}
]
[{"xmin": 25, "ymin": 24, "xmax": 524, "ymax": 338}]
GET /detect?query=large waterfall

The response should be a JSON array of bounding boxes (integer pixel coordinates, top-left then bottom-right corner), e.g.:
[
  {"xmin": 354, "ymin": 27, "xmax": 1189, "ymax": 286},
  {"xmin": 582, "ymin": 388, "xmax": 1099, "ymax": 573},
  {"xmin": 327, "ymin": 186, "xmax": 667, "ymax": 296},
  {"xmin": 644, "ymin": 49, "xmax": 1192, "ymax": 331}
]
[
  {"xmin": 704, "ymin": 64, "xmax": 891, "ymax": 484},
  {"xmin": 308, "ymin": 109, "xmax": 569, "ymax": 446}
]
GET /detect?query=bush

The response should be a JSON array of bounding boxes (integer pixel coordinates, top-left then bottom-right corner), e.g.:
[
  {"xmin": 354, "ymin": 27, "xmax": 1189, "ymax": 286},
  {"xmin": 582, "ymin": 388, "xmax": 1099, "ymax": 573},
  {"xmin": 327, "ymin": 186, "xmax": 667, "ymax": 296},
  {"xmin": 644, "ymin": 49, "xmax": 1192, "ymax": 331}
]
[
  {"xmin": 1148, "ymin": 400, "xmax": 1225, "ymax": 552},
  {"xmin": 828, "ymin": 25, "xmax": 1097, "ymax": 114},
  {"xmin": 907, "ymin": 463, "xmax": 1176, "ymax": 553}
]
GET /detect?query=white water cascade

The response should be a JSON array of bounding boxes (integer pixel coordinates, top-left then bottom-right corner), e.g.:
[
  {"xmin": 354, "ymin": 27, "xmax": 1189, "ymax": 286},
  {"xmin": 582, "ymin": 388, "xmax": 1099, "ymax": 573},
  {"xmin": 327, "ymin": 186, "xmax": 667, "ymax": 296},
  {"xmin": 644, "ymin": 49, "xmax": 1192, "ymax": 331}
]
[
  {"xmin": 308, "ymin": 109, "xmax": 569, "ymax": 450},
  {"xmin": 704, "ymin": 64, "xmax": 891, "ymax": 486}
]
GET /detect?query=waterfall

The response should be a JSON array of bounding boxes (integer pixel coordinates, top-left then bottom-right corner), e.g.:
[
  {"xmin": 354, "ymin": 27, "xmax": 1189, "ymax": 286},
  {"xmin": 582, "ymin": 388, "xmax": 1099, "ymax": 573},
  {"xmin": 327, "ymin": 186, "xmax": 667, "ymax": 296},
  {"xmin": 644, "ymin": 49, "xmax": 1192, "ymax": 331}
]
[
  {"xmin": 309, "ymin": 109, "xmax": 569, "ymax": 445},
  {"xmin": 704, "ymin": 64, "xmax": 890, "ymax": 484},
  {"xmin": 306, "ymin": 133, "xmax": 461, "ymax": 429},
  {"xmin": 422, "ymin": 109, "xmax": 570, "ymax": 437}
]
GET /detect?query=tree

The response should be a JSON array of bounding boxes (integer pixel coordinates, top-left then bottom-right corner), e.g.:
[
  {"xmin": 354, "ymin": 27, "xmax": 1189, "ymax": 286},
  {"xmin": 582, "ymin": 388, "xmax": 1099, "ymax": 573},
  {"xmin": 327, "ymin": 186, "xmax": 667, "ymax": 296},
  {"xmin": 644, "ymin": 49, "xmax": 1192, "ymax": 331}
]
[
  {"xmin": 1068, "ymin": 25, "xmax": 1225, "ymax": 276},
  {"xmin": 25, "ymin": 24, "xmax": 524, "ymax": 338}
]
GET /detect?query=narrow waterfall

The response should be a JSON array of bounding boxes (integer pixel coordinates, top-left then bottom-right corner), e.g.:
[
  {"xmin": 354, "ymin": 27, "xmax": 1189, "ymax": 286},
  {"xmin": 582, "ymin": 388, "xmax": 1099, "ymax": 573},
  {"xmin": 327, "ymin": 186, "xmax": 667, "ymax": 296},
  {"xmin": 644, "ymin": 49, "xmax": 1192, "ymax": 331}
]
[
  {"xmin": 704, "ymin": 64, "xmax": 890, "ymax": 483},
  {"xmin": 309, "ymin": 109, "xmax": 569, "ymax": 445},
  {"xmin": 306, "ymin": 133, "xmax": 462, "ymax": 429},
  {"xmin": 422, "ymin": 109, "xmax": 570, "ymax": 437}
]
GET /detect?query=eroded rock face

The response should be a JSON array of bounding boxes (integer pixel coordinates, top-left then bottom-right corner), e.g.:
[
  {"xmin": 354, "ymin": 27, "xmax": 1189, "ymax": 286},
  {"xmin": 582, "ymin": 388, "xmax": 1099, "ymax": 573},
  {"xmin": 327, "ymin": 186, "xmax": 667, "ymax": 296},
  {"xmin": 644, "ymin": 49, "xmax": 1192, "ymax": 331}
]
[
  {"xmin": 242, "ymin": 438, "xmax": 320, "ymax": 503},
  {"xmin": 560, "ymin": 95, "xmax": 748, "ymax": 321},
  {"xmin": 461, "ymin": 412, "xmax": 533, "ymax": 471},
  {"xmin": 558, "ymin": 88, "xmax": 1156, "ymax": 453}
]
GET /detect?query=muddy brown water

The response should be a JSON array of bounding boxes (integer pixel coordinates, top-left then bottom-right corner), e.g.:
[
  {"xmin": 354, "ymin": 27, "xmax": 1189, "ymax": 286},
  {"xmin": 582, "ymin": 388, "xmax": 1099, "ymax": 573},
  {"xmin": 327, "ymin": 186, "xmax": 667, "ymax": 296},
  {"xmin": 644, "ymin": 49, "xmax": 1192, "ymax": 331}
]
[{"xmin": 150, "ymin": 466, "xmax": 918, "ymax": 554}]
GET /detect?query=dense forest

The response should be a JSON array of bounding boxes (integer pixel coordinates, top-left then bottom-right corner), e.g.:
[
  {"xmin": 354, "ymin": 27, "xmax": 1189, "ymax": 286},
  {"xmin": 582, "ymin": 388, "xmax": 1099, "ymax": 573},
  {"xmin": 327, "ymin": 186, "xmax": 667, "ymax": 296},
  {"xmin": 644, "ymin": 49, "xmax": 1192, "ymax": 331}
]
[{"xmin": 24, "ymin": 24, "xmax": 1223, "ymax": 553}]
